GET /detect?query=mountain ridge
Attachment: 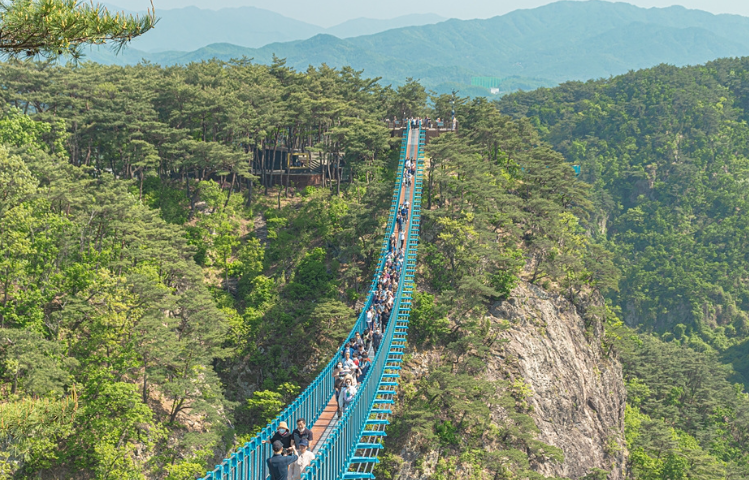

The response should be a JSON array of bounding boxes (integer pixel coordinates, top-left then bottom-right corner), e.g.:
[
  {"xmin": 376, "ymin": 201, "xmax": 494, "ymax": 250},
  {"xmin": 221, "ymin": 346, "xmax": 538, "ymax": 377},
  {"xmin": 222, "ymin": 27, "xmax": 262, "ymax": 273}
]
[
  {"xmin": 88, "ymin": 1, "xmax": 749, "ymax": 95},
  {"xmin": 114, "ymin": 5, "xmax": 447, "ymax": 52}
]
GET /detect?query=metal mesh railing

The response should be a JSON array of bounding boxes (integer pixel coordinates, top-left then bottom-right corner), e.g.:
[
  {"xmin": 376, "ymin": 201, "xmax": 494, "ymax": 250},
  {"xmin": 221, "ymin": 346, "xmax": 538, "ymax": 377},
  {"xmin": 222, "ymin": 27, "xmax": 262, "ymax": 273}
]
[{"xmin": 202, "ymin": 124, "xmax": 419, "ymax": 480}]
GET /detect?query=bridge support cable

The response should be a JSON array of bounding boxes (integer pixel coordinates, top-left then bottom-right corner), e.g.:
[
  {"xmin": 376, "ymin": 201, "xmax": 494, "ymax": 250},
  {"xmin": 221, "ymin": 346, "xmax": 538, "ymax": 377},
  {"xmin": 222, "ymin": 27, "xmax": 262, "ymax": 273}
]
[{"xmin": 202, "ymin": 124, "xmax": 419, "ymax": 480}]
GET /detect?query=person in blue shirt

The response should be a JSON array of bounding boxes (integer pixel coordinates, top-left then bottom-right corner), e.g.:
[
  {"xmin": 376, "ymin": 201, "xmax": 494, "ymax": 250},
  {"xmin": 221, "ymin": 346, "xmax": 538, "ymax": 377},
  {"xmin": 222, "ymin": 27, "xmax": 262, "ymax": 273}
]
[{"xmin": 267, "ymin": 441, "xmax": 298, "ymax": 480}]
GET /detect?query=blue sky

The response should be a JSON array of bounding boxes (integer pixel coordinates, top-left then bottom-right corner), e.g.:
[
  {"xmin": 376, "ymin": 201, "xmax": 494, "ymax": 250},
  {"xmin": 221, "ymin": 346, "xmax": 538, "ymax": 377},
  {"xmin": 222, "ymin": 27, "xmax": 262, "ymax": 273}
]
[{"xmin": 110, "ymin": 0, "xmax": 749, "ymax": 27}]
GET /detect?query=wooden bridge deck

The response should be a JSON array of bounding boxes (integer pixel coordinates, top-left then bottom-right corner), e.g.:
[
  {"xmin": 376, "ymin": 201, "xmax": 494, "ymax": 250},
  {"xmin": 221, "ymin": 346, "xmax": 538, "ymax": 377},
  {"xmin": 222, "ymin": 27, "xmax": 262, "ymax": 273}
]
[{"xmin": 311, "ymin": 395, "xmax": 338, "ymax": 452}]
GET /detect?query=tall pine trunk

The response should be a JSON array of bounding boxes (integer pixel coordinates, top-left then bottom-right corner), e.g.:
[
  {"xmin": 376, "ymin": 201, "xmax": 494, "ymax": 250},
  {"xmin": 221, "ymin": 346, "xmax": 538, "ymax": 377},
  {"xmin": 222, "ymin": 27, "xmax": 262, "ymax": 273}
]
[
  {"xmin": 224, "ymin": 172, "xmax": 236, "ymax": 209},
  {"xmin": 336, "ymin": 153, "xmax": 341, "ymax": 195}
]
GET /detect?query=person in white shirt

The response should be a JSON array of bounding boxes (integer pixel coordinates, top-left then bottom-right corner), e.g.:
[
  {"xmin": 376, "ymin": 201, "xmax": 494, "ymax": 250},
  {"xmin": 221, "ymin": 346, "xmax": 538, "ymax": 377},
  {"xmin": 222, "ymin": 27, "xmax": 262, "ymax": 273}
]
[
  {"xmin": 341, "ymin": 352, "xmax": 357, "ymax": 378},
  {"xmin": 289, "ymin": 438, "xmax": 315, "ymax": 480},
  {"xmin": 338, "ymin": 375, "xmax": 358, "ymax": 412}
]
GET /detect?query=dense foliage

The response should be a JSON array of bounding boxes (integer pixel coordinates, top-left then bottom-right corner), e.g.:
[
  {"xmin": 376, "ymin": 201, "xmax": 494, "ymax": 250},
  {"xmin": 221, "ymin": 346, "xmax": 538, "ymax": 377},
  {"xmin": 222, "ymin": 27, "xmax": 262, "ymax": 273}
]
[
  {"xmin": 498, "ymin": 57, "xmax": 749, "ymax": 480},
  {"xmin": 0, "ymin": 59, "xmax": 402, "ymax": 479},
  {"xmin": 375, "ymin": 100, "xmax": 617, "ymax": 480},
  {"xmin": 622, "ymin": 335, "xmax": 749, "ymax": 480},
  {"xmin": 7, "ymin": 49, "xmax": 749, "ymax": 480},
  {"xmin": 0, "ymin": 0, "xmax": 155, "ymax": 59},
  {"xmin": 498, "ymin": 58, "xmax": 749, "ymax": 382},
  {"xmin": 0, "ymin": 56, "xmax": 613, "ymax": 479}
]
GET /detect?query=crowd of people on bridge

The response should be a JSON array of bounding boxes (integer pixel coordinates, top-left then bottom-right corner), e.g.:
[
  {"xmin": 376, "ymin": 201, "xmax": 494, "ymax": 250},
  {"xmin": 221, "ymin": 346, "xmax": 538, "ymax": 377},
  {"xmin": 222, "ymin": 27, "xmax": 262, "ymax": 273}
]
[
  {"xmin": 389, "ymin": 115, "xmax": 457, "ymax": 131},
  {"xmin": 264, "ymin": 153, "xmax": 416, "ymax": 480},
  {"xmin": 404, "ymin": 156, "xmax": 417, "ymax": 187},
  {"xmin": 330, "ymin": 167, "xmax": 413, "ymax": 421}
]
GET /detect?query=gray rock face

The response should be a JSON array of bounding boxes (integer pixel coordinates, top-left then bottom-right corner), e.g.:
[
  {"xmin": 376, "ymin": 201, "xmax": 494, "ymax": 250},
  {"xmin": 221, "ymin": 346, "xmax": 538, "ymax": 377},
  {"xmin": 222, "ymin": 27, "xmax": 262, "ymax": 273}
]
[{"xmin": 488, "ymin": 283, "xmax": 627, "ymax": 479}]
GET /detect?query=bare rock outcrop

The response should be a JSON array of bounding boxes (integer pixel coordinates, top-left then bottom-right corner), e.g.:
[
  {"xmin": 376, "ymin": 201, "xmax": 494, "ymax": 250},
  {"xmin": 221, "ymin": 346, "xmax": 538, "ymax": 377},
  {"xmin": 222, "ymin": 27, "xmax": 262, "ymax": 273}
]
[{"xmin": 489, "ymin": 282, "xmax": 626, "ymax": 479}]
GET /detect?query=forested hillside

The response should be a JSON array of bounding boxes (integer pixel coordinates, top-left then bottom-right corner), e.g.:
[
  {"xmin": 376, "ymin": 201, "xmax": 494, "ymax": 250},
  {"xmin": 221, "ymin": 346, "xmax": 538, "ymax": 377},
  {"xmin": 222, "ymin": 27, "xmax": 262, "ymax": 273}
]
[
  {"xmin": 0, "ymin": 59, "xmax": 400, "ymax": 479},
  {"xmin": 4, "ymin": 51, "xmax": 749, "ymax": 480},
  {"xmin": 498, "ymin": 57, "xmax": 749, "ymax": 479},
  {"xmin": 0, "ymin": 59, "xmax": 615, "ymax": 479}
]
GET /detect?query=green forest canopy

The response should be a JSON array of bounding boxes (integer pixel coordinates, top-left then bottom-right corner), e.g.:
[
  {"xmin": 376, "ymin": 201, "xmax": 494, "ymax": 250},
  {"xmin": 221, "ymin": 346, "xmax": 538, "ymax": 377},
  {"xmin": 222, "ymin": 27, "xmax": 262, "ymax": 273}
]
[
  {"xmin": 496, "ymin": 57, "xmax": 749, "ymax": 478},
  {"xmin": 498, "ymin": 58, "xmax": 749, "ymax": 382},
  {"xmin": 0, "ymin": 58, "xmax": 616, "ymax": 479},
  {"xmin": 2, "ymin": 52, "xmax": 749, "ymax": 480}
]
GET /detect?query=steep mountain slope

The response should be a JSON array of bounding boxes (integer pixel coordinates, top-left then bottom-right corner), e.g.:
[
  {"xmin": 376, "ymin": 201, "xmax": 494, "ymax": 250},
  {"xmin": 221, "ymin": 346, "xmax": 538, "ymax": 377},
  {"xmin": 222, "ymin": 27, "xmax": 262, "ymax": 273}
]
[
  {"xmin": 497, "ymin": 56, "xmax": 749, "ymax": 386},
  {"xmin": 491, "ymin": 284, "xmax": 626, "ymax": 479},
  {"xmin": 384, "ymin": 283, "xmax": 626, "ymax": 480}
]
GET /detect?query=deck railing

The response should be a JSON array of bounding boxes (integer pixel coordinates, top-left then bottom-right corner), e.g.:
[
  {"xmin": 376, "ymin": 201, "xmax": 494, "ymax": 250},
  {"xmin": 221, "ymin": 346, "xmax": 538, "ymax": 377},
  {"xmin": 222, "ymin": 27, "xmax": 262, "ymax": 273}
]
[{"xmin": 202, "ymin": 124, "xmax": 420, "ymax": 480}]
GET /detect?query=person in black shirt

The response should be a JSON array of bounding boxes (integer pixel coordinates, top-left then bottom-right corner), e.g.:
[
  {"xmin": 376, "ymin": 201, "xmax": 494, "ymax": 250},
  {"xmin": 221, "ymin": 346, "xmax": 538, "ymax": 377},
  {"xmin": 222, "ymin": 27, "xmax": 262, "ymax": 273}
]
[
  {"xmin": 263, "ymin": 421, "xmax": 293, "ymax": 453},
  {"xmin": 267, "ymin": 441, "xmax": 297, "ymax": 480},
  {"xmin": 292, "ymin": 418, "xmax": 313, "ymax": 447},
  {"xmin": 381, "ymin": 307, "xmax": 391, "ymax": 330},
  {"xmin": 372, "ymin": 329, "xmax": 383, "ymax": 353}
]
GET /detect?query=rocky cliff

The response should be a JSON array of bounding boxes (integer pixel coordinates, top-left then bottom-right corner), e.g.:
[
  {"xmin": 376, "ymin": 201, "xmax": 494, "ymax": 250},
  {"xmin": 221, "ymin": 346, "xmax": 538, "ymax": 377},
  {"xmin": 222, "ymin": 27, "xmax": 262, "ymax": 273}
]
[
  {"xmin": 489, "ymin": 283, "xmax": 626, "ymax": 479},
  {"xmin": 391, "ymin": 282, "xmax": 627, "ymax": 479}
]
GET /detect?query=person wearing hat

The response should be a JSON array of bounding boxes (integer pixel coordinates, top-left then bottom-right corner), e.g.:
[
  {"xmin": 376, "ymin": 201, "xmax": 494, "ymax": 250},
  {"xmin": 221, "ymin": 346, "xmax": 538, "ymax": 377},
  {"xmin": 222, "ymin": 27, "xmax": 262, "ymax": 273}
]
[
  {"xmin": 264, "ymin": 421, "xmax": 293, "ymax": 453},
  {"xmin": 267, "ymin": 440, "xmax": 297, "ymax": 480},
  {"xmin": 289, "ymin": 438, "xmax": 315, "ymax": 480}
]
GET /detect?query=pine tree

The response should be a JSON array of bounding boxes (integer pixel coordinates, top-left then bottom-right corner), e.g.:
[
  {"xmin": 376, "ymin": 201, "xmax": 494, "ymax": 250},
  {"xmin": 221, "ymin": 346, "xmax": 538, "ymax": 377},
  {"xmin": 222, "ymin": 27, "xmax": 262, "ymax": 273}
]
[{"xmin": 0, "ymin": 0, "xmax": 156, "ymax": 59}]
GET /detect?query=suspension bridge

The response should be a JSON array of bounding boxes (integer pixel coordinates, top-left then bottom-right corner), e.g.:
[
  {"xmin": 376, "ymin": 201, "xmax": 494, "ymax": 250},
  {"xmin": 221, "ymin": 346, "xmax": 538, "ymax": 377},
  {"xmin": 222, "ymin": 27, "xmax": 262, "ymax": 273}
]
[{"xmin": 202, "ymin": 123, "xmax": 425, "ymax": 480}]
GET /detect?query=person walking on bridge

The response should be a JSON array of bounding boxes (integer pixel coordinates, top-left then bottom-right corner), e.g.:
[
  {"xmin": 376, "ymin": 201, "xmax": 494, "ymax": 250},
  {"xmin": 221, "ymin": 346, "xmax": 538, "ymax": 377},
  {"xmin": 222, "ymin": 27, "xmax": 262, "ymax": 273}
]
[
  {"xmin": 373, "ymin": 328, "xmax": 383, "ymax": 353},
  {"xmin": 267, "ymin": 441, "xmax": 297, "ymax": 480},
  {"xmin": 342, "ymin": 351, "xmax": 357, "ymax": 379},
  {"xmin": 363, "ymin": 328, "xmax": 372, "ymax": 352},
  {"xmin": 366, "ymin": 307, "xmax": 375, "ymax": 331},
  {"xmin": 354, "ymin": 332, "xmax": 365, "ymax": 351},
  {"xmin": 357, "ymin": 352, "xmax": 372, "ymax": 383},
  {"xmin": 289, "ymin": 438, "xmax": 315, "ymax": 480},
  {"xmin": 339, "ymin": 375, "xmax": 358, "ymax": 413},
  {"xmin": 292, "ymin": 418, "xmax": 313, "ymax": 448},
  {"xmin": 333, "ymin": 362, "xmax": 346, "ymax": 418}
]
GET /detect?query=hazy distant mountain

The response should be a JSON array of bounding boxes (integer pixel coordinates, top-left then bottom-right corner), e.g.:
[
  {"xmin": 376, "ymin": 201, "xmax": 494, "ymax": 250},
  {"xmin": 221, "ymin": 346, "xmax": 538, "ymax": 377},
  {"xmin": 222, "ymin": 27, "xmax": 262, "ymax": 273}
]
[
  {"xmin": 123, "ymin": 6, "xmax": 324, "ymax": 52},
  {"xmin": 104, "ymin": 4, "xmax": 446, "ymax": 52},
  {"xmin": 88, "ymin": 1, "xmax": 749, "ymax": 95},
  {"xmin": 326, "ymin": 14, "xmax": 446, "ymax": 38}
]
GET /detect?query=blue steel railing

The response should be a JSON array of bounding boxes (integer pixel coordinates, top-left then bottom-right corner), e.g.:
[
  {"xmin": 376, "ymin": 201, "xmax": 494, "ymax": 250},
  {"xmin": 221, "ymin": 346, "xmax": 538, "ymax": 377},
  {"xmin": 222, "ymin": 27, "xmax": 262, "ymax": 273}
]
[
  {"xmin": 300, "ymin": 126, "xmax": 424, "ymax": 480},
  {"xmin": 202, "ymin": 124, "xmax": 417, "ymax": 480}
]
